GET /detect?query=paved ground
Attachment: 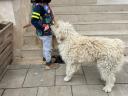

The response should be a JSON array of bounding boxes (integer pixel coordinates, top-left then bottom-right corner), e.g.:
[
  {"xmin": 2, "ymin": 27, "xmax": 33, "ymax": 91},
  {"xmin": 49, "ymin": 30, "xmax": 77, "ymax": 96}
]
[{"xmin": 0, "ymin": 57, "xmax": 128, "ymax": 96}]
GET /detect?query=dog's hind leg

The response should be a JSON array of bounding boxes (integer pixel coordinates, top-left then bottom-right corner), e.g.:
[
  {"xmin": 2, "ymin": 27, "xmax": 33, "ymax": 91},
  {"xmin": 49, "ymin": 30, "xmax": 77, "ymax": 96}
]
[
  {"xmin": 101, "ymin": 71, "xmax": 116, "ymax": 93},
  {"xmin": 97, "ymin": 61, "xmax": 116, "ymax": 93},
  {"xmin": 64, "ymin": 64, "xmax": 80, "ymax": 81},
  {"xmin": 98, "ymin": 55, "xmax": 124, "ymax": 93}
]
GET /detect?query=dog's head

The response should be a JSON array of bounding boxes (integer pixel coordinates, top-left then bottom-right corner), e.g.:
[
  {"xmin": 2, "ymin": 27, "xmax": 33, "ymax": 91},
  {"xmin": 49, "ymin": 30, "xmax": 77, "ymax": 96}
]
[{"xmin": 51, "ymin": 20, "xmax": 76, "ymax": 43}]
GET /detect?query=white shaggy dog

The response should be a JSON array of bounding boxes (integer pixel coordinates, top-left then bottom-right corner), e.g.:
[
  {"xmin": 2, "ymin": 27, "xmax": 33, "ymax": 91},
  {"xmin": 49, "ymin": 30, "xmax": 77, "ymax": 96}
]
[{"xmin": 51, "ymin": 21, "xmax": 125, "ymax": 93}]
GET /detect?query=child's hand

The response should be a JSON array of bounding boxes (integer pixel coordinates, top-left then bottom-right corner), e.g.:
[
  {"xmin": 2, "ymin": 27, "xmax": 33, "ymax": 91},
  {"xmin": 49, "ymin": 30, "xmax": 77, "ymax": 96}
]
[
  {"xmin": 23, "ymin": 24, "xmax": 31, "ymax": 28},
  {"xmin": 43, "ymin": 24, "xmax": 50, "ymax": 31}
]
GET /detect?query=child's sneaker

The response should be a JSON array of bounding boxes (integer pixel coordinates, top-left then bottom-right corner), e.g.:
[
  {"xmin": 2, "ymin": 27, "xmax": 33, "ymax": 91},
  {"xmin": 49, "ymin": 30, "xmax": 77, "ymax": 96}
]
[
  {"xmin": 43, "ymin": 57, "xmax": 46, "ymax": 61},
  {"xmin": 45, "ymin": 63, "xmax": 60, "ymax": 70},
  {"xmin": 42, "ymin": 57, "xmax": 46, "ymax": 65}
]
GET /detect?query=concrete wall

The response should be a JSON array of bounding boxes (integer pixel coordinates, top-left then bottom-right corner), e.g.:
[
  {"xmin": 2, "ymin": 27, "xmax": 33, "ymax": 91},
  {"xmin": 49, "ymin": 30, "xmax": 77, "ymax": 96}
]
[
  {"xmin": 12, "ymin": 0, "xmax": 31, "ymax": 60},
  {"xmin": 0, "ymin": 0, "xmax": 31, "ymax": 60}
]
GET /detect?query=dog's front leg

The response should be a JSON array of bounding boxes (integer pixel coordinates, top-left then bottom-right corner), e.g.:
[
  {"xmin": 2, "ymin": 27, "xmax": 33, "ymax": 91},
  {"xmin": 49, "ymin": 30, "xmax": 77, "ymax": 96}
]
[{"xmin": 64, "ymin": 64, "xmax": 78, "ymax": 82}]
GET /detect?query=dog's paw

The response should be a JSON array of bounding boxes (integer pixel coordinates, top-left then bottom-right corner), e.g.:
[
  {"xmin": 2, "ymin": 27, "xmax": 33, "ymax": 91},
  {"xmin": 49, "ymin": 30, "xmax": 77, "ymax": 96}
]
[
  {"xmin": 64, "ymin": 76, "xmax": 72, "ymax": 82},
  {"xmin": 103, "ymin": 86, "xmax": 112, "ymax": 93}
]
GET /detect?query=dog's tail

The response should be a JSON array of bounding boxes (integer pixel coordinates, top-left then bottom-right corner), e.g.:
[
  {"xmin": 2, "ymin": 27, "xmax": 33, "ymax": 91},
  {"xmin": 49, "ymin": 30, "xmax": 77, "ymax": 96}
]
[
  {"xmin": 114, "ymin": 39, "xmax": 125, "ymax": 54},
  {"xmin": 114, "ymin": 39, "xmax": 128, "ymax": 64},
  {"xmin": 113, "ymin": 39, "xmax": 128, "ymax": 72}
]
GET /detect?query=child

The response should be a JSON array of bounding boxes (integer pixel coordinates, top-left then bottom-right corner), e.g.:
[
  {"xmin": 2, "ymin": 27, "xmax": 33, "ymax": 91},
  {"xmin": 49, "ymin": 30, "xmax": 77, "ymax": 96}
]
[{"xmin": 31, "ymin": 0, "xmax": 59, "ymax": 69}]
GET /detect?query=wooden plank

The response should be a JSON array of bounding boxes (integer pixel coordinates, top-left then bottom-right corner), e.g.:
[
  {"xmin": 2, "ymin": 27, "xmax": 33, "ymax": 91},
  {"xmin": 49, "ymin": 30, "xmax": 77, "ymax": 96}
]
[
  {"xmin": 3, "ymin": 35, "xmax": 13, "ymax": 45},
  {"xmin": 0, "ymin": 23, "xmax": 13, "ymax": 55},
  {"xmin": 0, "ymin": 22, "xmax": 13, "ymax": 75},
  {"xmin": 0, "ymin": 24, "xmax": 6, "ymax": 30},
  {"xmin": 98, "ymin": 0, "xmax": 128, "ymax": 5},
  {"xmin": 0, "ymin": 26, "xmax": 12, "ymax": 43},
  {"xmin": 0, "ymin": 22, "xmax": 13, "ymax": 36},
  {"xmin": 51, "ymin": 0, "xmax": 96, "ymax": 5},
  {"xmin": 79, "ymin": 31, "xmax": 128, "ymax": 36},
  {"xmin": 0, "ymin": 44, "xmax": 13, "ymax": 66},
  {"xmin": 23, "ymin": 36, "xmax": 37, "ymax": 46},
  {"xmin": 74, "ymin": 23, "xmax": 128, "ymax": 31},
  {"xmin": 37, "ymin": 86, "xmax": 72, "ymax": 96},
  {"xmin": 0, "ymin": 53, "xmax": 13, "ymax": 75},
  {"xmin": 4, "ymin": 31, "xmax": 12, "ymax": 41},
  {"xmin": 0, "ymin": 44, "xmax": 13, "ymax": 64},
  {"xmin": 52, "ymin": 5, "xmax": 128, "ymax": 13},
  {"xmin": 0, "ymin": 41, "xmax": 12, "ymax": 54},
  {"xmin": 55, "ymin": 13, "xmax": 128, "ymax": 23},
  {"xmin": 0, "ymin": 36, "xmax": 3, "ymax": 45}
]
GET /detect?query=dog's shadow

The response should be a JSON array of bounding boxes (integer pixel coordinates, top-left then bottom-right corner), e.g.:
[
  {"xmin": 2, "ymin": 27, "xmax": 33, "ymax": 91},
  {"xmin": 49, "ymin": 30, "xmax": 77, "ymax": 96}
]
[{"xmin": 52, "ymin": 55, "xmax": 65, "ymax": 64}]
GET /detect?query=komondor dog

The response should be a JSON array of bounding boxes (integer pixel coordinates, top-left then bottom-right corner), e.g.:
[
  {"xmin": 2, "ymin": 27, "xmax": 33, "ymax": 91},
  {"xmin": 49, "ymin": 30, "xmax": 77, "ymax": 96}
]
[{"xmin": 51, "ymin": 21, "xmax": 125, "ymax": 92}]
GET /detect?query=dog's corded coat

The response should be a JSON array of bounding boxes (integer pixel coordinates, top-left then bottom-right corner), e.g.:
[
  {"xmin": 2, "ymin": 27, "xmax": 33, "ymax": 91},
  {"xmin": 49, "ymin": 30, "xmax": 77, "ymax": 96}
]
[{"xmin": 51, "ymin": 21, "xmax": 125, "ymax": 92}]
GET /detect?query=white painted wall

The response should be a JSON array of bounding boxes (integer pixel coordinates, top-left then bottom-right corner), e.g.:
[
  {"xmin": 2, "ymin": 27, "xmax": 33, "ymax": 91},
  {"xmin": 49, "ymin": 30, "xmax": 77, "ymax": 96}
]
[{"xmin": 0, "ymin": 1, "xmax": 15, "ymax": 24}]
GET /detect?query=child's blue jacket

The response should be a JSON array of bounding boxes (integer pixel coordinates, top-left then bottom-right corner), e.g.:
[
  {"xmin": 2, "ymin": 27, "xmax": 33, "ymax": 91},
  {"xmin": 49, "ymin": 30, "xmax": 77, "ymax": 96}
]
[{"xmin": 31, "ymin": 3, "xmax": 53, "ymax": 36}]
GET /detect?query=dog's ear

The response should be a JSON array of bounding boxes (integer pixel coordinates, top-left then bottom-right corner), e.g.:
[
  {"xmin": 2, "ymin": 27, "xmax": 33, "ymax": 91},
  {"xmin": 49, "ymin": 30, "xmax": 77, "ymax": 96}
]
[{"xmin": 54, "ymin": 20, "xmax": 59, "ymax": 28}]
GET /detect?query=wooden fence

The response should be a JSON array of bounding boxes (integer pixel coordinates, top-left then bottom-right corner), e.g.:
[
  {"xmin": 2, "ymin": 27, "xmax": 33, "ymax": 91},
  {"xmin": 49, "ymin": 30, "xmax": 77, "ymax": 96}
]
[{"xmin": 0, "ymin": 22, "xmax": 13, "ymax": 75}]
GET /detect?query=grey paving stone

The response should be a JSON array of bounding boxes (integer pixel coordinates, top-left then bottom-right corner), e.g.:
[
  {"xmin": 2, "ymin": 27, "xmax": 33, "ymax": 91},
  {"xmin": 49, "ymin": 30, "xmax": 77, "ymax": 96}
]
[
  {"xmin": 8, "ymin": 64, "xmax": 30, "ymax": 70},
  {"xmin": 83, "ymin": 66, "xmax": 103, "ymax": 84},
  {"xmin": 55, "ymin": 65, "xmax": 66, "ymax": 76},
  {"xmin": 123, "ymin": 63, "xmax": 128, "ymax": 73},
  {"xmin": 56, "ymin": 64, "xmax": 83, "ymax": 76},
  {"xmin": 83, "ymin": 64, "xmax": 128, "ymax": 84},
  {"xmin": 0, "ymin": 89, "xmax": 4, "ymax": 96},
  {"xmin": 29, "ymin": 64, "xmax": 45, "ymax": 69},
  {"xmin": 0, "ymin": 69, "xmax": 27, "ymax": 88},
  {"xmin": 109, "ymin": 85, "xmax": 128, "ymax": 96},
  {"xmin": 23, "ymin": 68, "xmax": 55, "ymax": 87},
  {"xmin": 116, "ymin": 65, "xmax": 128, "ymax": 83},
  {"xmin": 72, "ymin": 85, "xmax": 108, "ymax": 96},
  {"xmin": 56, "ymin": 75, "xmax": 86, "ymax": 86},
  {"xmin": 2, "ymin": 88, "xmax": 37, "ymax": 96},
  {"xmin": 37, "ymin": 86, "xmax": 72, "ymax": 96}
]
